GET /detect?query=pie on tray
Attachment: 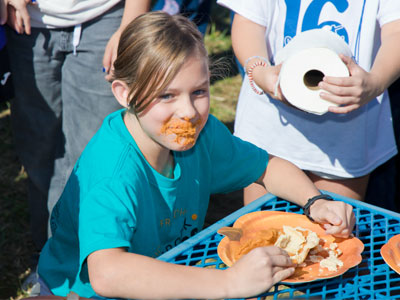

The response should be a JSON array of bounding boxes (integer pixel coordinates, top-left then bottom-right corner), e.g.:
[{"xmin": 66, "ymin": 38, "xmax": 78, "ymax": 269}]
[
  {"xmin": 217, "ymin": 211, "xmax": 364, "ymax": 283},
  {"xmin": 381, "ymin": 234, "xmax": 400, "ymax": 275}
]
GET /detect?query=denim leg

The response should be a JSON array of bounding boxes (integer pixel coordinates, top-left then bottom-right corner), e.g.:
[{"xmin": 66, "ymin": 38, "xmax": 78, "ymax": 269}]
[
  {"xmin": 5, "ymin": 27, "xmax": 64, "ymax": 251},
  {"xmin": 47, "ymin": 3, "xmax": 123, "ymax": 217}
]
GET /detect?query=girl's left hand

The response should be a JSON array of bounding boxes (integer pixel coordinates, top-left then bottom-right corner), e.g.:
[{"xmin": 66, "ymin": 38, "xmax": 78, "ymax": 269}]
[
  {"xmin": 319, "ymin": 55, "xmax": 382, "ymax": 114},
  {"xmin": 309, "ymin": 199, "xmax": 356, "ymax": 238}
]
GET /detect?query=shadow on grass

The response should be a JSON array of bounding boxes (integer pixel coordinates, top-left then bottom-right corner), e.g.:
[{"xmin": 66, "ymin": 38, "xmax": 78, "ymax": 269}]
[{"xmin": 0, "ymin": 102, "xmax": 33, "ymax": 300}]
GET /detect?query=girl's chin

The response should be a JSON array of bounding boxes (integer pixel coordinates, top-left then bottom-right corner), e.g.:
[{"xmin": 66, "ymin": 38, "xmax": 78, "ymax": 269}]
[
  {"xmin": 170, "ymin": 142, "xmax": 196, "ymax": 152},
  {"xmin": 166, "ymin": 139, "xmax": 197, "ymax": 151}
]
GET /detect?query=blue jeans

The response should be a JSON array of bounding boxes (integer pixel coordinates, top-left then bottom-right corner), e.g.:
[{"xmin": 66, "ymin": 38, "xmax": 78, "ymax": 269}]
[{"xmin": 6, "ymin": 2, "xmax": 123, "ymax": 251}]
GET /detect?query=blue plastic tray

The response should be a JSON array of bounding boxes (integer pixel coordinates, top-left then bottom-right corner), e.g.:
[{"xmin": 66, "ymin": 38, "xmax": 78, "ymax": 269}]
[{"xmin": 158, "ymin": 192, "xmax": 400, "ymax": 299}]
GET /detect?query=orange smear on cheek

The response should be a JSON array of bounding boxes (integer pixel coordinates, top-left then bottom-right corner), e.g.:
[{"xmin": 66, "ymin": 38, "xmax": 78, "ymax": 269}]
[{"xmin": 160, "ymin": 117, "xmax": 201, "ymax": 146}]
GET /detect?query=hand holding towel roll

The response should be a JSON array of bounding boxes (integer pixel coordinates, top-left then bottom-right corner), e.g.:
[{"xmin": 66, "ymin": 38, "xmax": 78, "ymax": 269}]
[{"xmin": 274, "ymin": 29, "xmax": 353, "ymax": 115}]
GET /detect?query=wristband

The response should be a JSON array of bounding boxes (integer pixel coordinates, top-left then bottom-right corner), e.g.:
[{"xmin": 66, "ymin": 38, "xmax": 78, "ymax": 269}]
[
  {"xmin": 247, "ymin": 61, "xmax": 267, "ymax": 95},
  {"xmin": 245, "ymin": 56, "xmax": 271, "ymax": 95},
  {"xmin": 303, "ymin": 194, "xmax": 334, "ymax": 222},
  {"xmin": 244, "ymin": 56, "xmax": 270, "ymax": 74}
]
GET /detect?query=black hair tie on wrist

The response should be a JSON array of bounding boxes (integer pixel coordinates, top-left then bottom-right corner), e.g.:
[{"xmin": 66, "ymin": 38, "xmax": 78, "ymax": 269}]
[{"xmin": 303, "ymin": 194, "xmax": 334, "ymax": 222}]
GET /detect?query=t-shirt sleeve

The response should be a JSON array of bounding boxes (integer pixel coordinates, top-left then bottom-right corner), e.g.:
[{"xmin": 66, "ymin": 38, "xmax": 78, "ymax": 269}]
[
  {"xmin": 217, "ymin": 0, "xmax": 269, "ymax": 27},
  {"xmin": 205, "ymin": 115, "xmax": 269, "ymax": 194},
  {"xmin": 78, "ymin": 180, "xmax": 137, "ymax": 267},
  {"xmin": 377, "ymin": 0, "xmax": 400, "ymax": 26}
]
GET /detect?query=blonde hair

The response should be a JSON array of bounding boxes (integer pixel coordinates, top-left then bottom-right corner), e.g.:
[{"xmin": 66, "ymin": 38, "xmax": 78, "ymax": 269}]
[{"xmin": 113, "ymin": 11, "xmax": 208, "ymax": 113}]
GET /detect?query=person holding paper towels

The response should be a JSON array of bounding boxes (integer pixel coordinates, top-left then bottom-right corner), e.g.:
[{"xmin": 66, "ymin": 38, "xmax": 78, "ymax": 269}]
[{"xmin": 217, "ymin": 0, "xmax": 400, "ymax": 203}]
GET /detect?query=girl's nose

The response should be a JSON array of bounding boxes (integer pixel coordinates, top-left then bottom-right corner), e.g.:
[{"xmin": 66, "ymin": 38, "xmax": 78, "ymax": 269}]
[{"xmin": 177, "ymin": 94, "xmax": 197, "ymax": 119}]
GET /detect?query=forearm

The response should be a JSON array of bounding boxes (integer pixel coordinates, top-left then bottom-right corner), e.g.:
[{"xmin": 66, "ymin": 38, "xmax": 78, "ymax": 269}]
[
  {"xmin": 370, "ymin": 19, "xmax": 400, "ymax": 95},
  {"xmin": 258, "ymin": 156, "xmax": 320, "ymax": 207},
  {"xmin": 119, "ymin": 0, "xmax": 151, "ymax": 30},
  {"xmin": 231, "ymin": 13, "xmax": 268, "ymax": 68},
  {"xmin": 232, "ymin": 14, "xmax": 283, "ymax": 98},
  {"xmin": 88, "ymin": 248, "xmax": 230, "ymax": 299}
]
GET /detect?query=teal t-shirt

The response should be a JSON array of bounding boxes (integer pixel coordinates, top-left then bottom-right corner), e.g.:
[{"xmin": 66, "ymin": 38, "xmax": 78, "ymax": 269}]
[{"xmin": 38, "ymin": 109, "xmax": 269, "ymax": 298}]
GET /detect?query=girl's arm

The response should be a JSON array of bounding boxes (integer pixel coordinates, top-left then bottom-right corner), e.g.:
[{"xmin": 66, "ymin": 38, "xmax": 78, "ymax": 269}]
[
  {"xmin": 257, "ymin": 155, "xmax": 355, "ymax": 237},
  {"xmin": 87, "ymin": 246, "xmax": 295, "ymax": 299},
  {"xmin": 231, "ymin": 13, "xmax": 285, "ymax": 100},
  {"xmin": 321, "ymin": 19, "xmax": 400, "ymax": 114}
]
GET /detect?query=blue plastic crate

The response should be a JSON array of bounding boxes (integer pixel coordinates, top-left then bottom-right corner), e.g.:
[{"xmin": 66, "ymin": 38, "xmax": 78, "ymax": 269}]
[{"xmin": 158, "ymin": 192, "xmax": 400, "ymax": 299}]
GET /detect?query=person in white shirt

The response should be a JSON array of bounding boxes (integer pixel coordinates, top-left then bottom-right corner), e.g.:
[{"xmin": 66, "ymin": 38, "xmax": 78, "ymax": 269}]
[{"xmin": 217, "ymin": 0, "xmax": 400, "ymax": 204}]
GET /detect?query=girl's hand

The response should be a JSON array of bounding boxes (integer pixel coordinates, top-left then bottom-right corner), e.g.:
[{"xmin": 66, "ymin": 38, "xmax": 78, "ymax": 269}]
[
  {"xmin": 309, "ymin": 199, "xmax": 356, "ymax": 238},
  {"xmin": 320, "ymin": 55, "xmax": 382, "ymax": 114},
  {"xmin": 224, "ymin": 246, "xmax": 295, "ymax": 298}
]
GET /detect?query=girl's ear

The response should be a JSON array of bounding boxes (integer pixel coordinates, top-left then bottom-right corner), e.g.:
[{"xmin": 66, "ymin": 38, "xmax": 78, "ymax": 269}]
[{"xmin": 112, "ymin": 80, "xmax": 131, "ymax": 108}]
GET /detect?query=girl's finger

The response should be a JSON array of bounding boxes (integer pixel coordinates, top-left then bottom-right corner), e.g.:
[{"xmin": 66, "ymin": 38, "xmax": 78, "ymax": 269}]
[
  {"xmin": 269, "ymin": 254, "xmax": 295, "ymax": 267},
  {"xmin": 325, "ymin": 226, "xmax": 351, "ymax": 238},
  {"xmin": 261, "ymin": 246, "xmax": 290, "ymax": 257},
  {"xmin": 272, "ymin": 267, "xmax": 295, "ymax": 284},
  {"xmin": 315, "ymin": 210, "xmax": 342, "ymax": 226}
]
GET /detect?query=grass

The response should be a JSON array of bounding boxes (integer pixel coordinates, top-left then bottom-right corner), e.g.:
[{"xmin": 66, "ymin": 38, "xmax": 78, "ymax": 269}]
[
  {"xmin": 0, "ymin": 102, "xmax": 32, "ymax": 300},
  {"xmin": 0, "ymin": 4, "xmax": 241, "ymax": 299}
]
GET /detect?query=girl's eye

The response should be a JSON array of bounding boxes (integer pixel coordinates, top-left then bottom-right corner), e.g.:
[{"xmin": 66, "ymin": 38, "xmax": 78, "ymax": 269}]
[
  {"xmin": 159, "ymin": 93, "xmax": 174, "ymax": 101},
  {"xmin": 193, "ymin": 89, "xmax": 207, "ymax": 96}
]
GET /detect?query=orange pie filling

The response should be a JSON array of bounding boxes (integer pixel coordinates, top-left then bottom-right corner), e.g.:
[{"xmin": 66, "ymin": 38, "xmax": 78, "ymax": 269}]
[
  {"xmin": 161, "ymin": 117, "xmax": 201, "ymax": 146},
  {"xmin": 236, "ymin": 226, "xmax": 343, "ymax": 271}
]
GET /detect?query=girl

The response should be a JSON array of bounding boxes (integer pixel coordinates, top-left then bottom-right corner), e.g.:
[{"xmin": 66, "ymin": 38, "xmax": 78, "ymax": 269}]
[{"xmin": 37, "ymin": 12, "xmax": 355, "ymax": 299}]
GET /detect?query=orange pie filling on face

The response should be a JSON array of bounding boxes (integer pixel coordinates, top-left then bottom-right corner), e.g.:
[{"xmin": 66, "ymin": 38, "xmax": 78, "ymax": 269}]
[
  {"xmin": 236, "ymin": 226, "xmax": 343, "ymax": 271},
  {"xmin": 161, "ymin": 117, "xmax": 201, "ymax": 146}
]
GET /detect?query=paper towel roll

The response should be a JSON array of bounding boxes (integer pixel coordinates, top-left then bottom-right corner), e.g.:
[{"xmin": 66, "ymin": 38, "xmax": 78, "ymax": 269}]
[{"xmin": 275, "ymin": 29, "xmax": 353, "ymax": 115}]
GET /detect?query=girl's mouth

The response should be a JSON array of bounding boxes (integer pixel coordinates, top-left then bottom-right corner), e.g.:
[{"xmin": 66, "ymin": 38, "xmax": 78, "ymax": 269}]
[{"xmin": 161, "ymin": 117, "xmax": 201, "ymax": 146}]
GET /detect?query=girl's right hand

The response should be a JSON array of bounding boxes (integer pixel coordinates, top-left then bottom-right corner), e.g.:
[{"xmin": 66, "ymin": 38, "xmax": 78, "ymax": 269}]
[{"xmin": 224, "ymin": 246, "xmax": 295, "ymax": 298}]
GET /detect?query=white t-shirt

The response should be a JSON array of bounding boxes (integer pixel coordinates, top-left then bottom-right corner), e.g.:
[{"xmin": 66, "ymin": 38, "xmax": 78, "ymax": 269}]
[
  {"xmin": 28, "ymin": 0, "xmax": 121, "ymax": 28},
  {"xmin": 217, "ymin": 0, "xmax": 399, "ymax": 178}
]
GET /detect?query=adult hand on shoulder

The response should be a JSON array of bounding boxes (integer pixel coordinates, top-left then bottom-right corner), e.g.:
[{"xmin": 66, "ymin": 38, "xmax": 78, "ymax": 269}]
[
  {"xmin": 224, "ymin": 246, "xmax": 295, "ymax": 298},
  {"xmin": 103, "ymin": 28, "xmax": 122, "ymax": 82},
  {"xmin": 319, "ymin": 55, "xmax": 380, "ymax": 114},
  {"xmin": 5, "ymin": 0, "xmax": 32, "ymax": 34},
  {"xmin": 309, "ymin": 199, "xmax": 356, "ymax": 238}
]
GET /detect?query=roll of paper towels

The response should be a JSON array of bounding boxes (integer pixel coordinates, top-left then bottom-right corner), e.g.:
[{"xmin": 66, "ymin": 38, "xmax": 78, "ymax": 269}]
[{"xmin": 274, "ymin": 29, "xmax": 353, "ymax": 115}]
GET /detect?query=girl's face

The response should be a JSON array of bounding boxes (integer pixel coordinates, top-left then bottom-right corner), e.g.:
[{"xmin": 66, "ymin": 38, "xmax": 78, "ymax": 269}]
[{"xmin": 136, "ymin": 55, "xmax": 210, "ymax": 152}]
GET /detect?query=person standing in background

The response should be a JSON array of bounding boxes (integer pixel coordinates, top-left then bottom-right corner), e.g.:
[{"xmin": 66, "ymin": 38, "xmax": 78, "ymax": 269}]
[
  {"xmin": 217, "ymin": 0, "xmax": 400, "ymax": 205},
  {"xmin": 4, "ymin": 1, "xmax": 151, "ymax": 267}
]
